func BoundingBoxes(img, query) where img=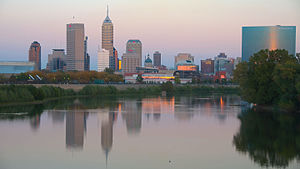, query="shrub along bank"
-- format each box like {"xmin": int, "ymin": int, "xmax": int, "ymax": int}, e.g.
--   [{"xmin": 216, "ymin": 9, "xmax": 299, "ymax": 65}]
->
[{"xmin": 0, "ymin": 84, "xmax": 239, "ymax": 104}]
